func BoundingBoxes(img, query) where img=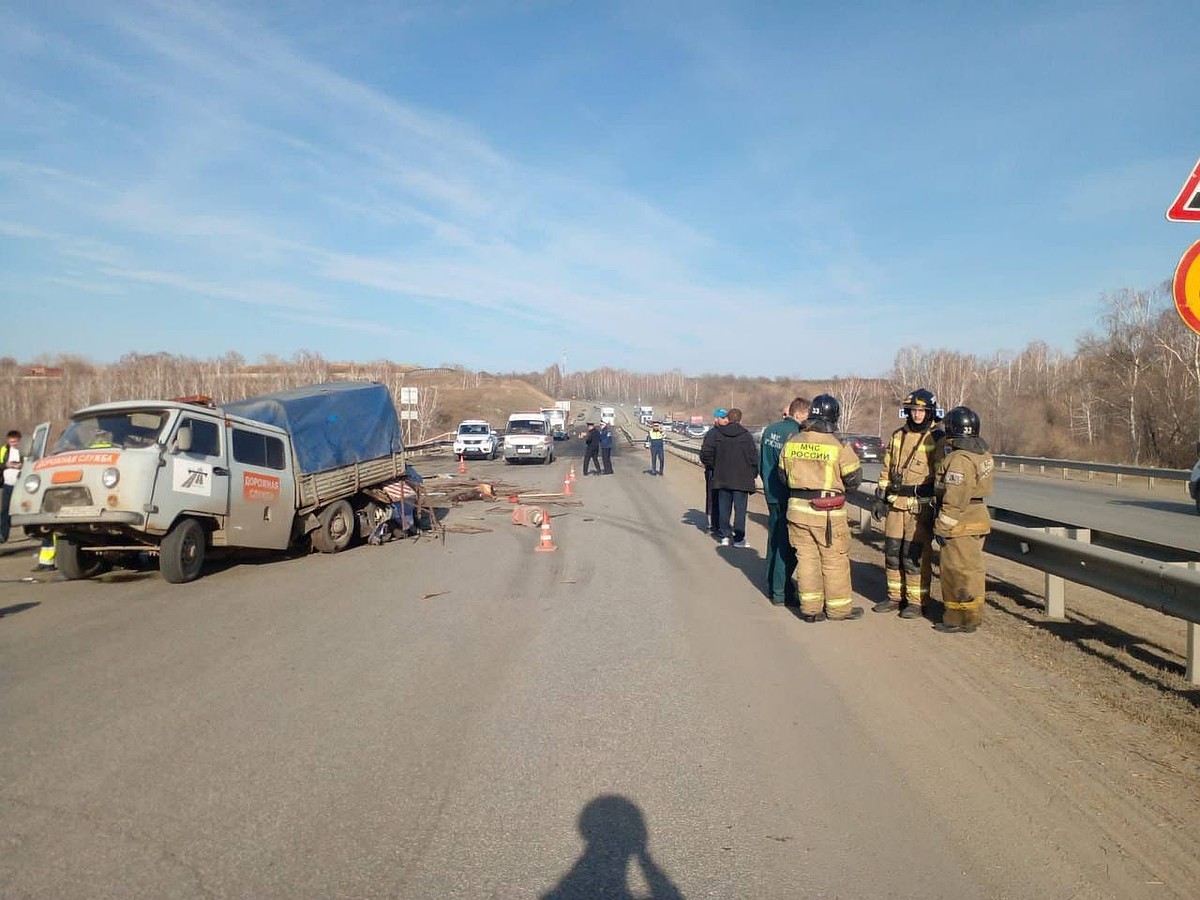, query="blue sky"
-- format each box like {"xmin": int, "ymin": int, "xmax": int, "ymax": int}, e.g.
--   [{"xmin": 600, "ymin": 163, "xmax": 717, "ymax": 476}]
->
[{"xmin": 1, "ymin": 1, "xmax": 1197, "ymax": 377}]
